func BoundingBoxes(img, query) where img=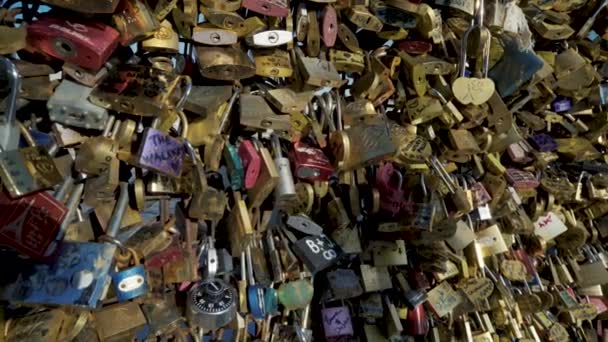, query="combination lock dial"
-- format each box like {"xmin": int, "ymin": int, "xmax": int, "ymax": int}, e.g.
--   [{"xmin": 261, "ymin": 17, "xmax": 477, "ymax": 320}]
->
[{"xmin": 187, "ymin": 278, "xmax": 237, "ymax": 330}]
